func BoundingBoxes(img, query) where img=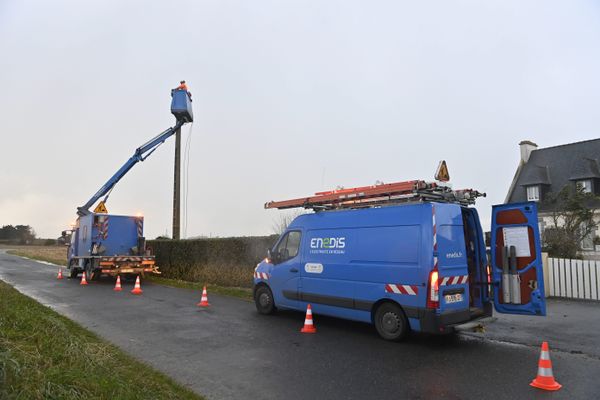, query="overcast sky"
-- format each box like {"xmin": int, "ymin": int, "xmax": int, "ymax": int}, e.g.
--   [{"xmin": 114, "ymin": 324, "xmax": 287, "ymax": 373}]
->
[{"xmin": 1, "ymin": 0, "xmax": 599, "ymax": 239}]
